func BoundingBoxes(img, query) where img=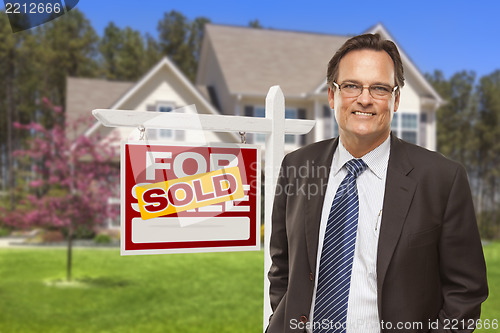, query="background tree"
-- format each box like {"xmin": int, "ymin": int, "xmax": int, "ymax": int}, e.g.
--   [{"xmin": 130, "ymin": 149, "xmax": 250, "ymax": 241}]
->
[
  {"xmin": 425, "ymin": 70, "xmax": 477, "ymax": 174},
  {"xmin": 0, "ymin": 13, "xmax": 45, "ymax": 209},
  {"xmin": 157, "ymin": 10, "xmax": 210, "ymax": 82},
  {"xmin": 2, "ymin": 98, "xmax": 119, "ymax": 281},
  {"xmin": 186, "ymin": 17, "xmax": 210, "ymax": 75},
  {"xmin": 0, "ymin": 9, "xmax": 100, "ymax": 213},
  {"xmin": 117, "ymin": 27, "xmax": 146, "ymax": 80},
  {"xmin": 248, "ymin": 19, "xmax": 263, "ymax": 28},
  {"xmin": 475, "ymin": 70, "xmax": 500, "ymax": 238},
  {"xmin": 143, "ymin": 32, "xmax": 162, "ymax": 72},
  {"xmin": 39, "ymin": 8, "xmax": 99, "ymax": 109},
  {"xmin": 99, "ymin": 22, "xmax": 122, "ymax": 80},
  {"xmin": 0, "ymin": 13, "xmax": 18, "ymax": 209},
  {"xmin": 99, "ymin": 23, "xmax": 148, "ymax": 81},
  {"xmin": 428, "ymin": 69, "xmax": 500, "ymax": 239}
]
